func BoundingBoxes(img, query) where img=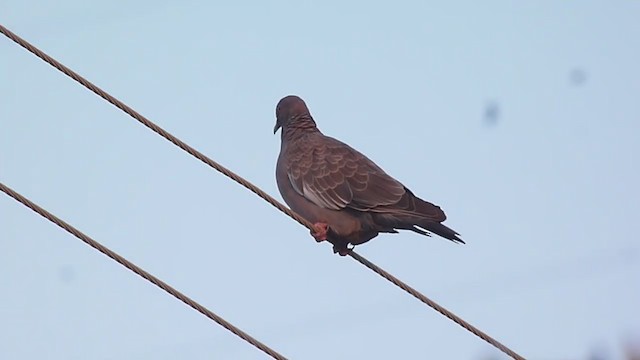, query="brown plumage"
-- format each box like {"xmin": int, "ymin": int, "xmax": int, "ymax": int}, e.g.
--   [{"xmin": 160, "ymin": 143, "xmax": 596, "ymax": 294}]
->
[{"xmin": 274, "ymin": 95, "xmax": 463, "ymax": 255}]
